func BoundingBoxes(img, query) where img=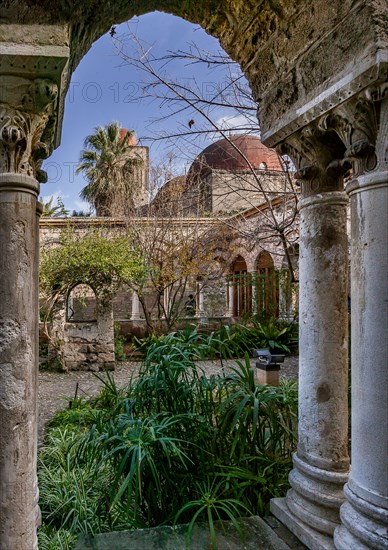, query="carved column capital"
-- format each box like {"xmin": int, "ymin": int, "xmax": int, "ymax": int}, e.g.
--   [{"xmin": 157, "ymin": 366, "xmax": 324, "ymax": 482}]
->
[
  {"xmin": 319, "ymin": 82, "xmax": 388, "ymax": 179},
  {"xmin": 276, "ymin": 81, "xmax": 387, "ymax": 198},
  {"xmin": 276, "ymin": 122, "xmax": 351, "ymax": 198},
  {"xmin": 0, "ymin": 77, "xmax": 59, "ymax": 180},
  {"xmin": 0, "ymin": 28, "xmax": 69, "ymax": 181}
]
